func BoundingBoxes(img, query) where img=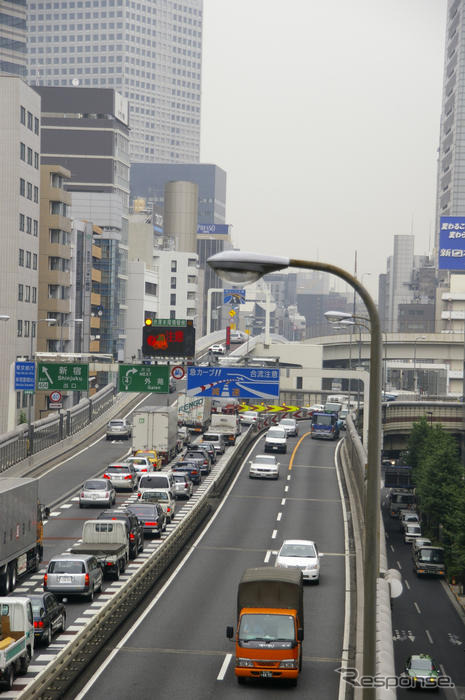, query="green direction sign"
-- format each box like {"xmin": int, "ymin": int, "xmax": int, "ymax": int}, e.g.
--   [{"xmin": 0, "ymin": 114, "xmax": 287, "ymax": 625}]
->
[
  {"xmin": 118, "ymin": 364, "xmax": 169, "ymax": 393},
  {"xmin": 37, "ymin": 363, "xmax": 89, "ymax": 391}
]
